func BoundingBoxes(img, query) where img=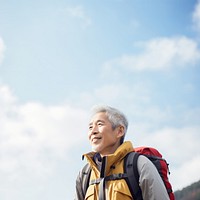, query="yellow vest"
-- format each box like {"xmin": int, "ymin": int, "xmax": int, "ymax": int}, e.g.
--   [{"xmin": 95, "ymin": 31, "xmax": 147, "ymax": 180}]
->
[{"xmin": 83, "ymin": 141, "xmax": 134, "ymax": 200}]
